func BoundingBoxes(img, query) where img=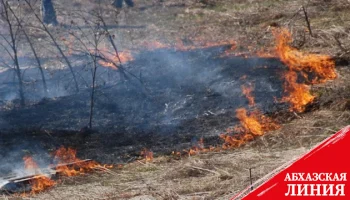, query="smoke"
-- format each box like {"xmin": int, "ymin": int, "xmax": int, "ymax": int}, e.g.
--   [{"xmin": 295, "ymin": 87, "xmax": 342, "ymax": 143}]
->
[
  {"xmin": 0, "ymin": 179, "xmax": 7, "ymax": 189},
  {"xmin": 0, "ymin": 139, "xmax": 51, "ymax": 180},
  {"xmin": 0, "ymin": 46, "xmax": 285, "ymax": 133}
]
